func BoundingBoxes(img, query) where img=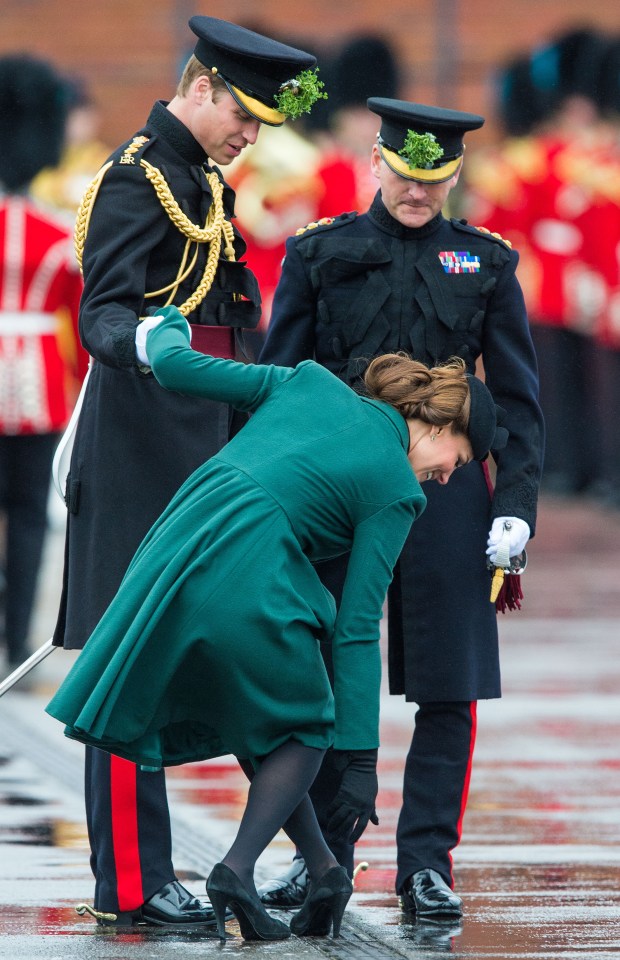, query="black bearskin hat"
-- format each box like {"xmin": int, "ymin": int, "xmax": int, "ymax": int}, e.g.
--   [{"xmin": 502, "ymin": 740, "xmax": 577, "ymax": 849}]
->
[
  {"xmin": 330, "ymin": 35, "xmax": 400, "ymax": 113},
  {"xmin": 0, "ymin": 54, "xmax": 69, "ymax": 192}
]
